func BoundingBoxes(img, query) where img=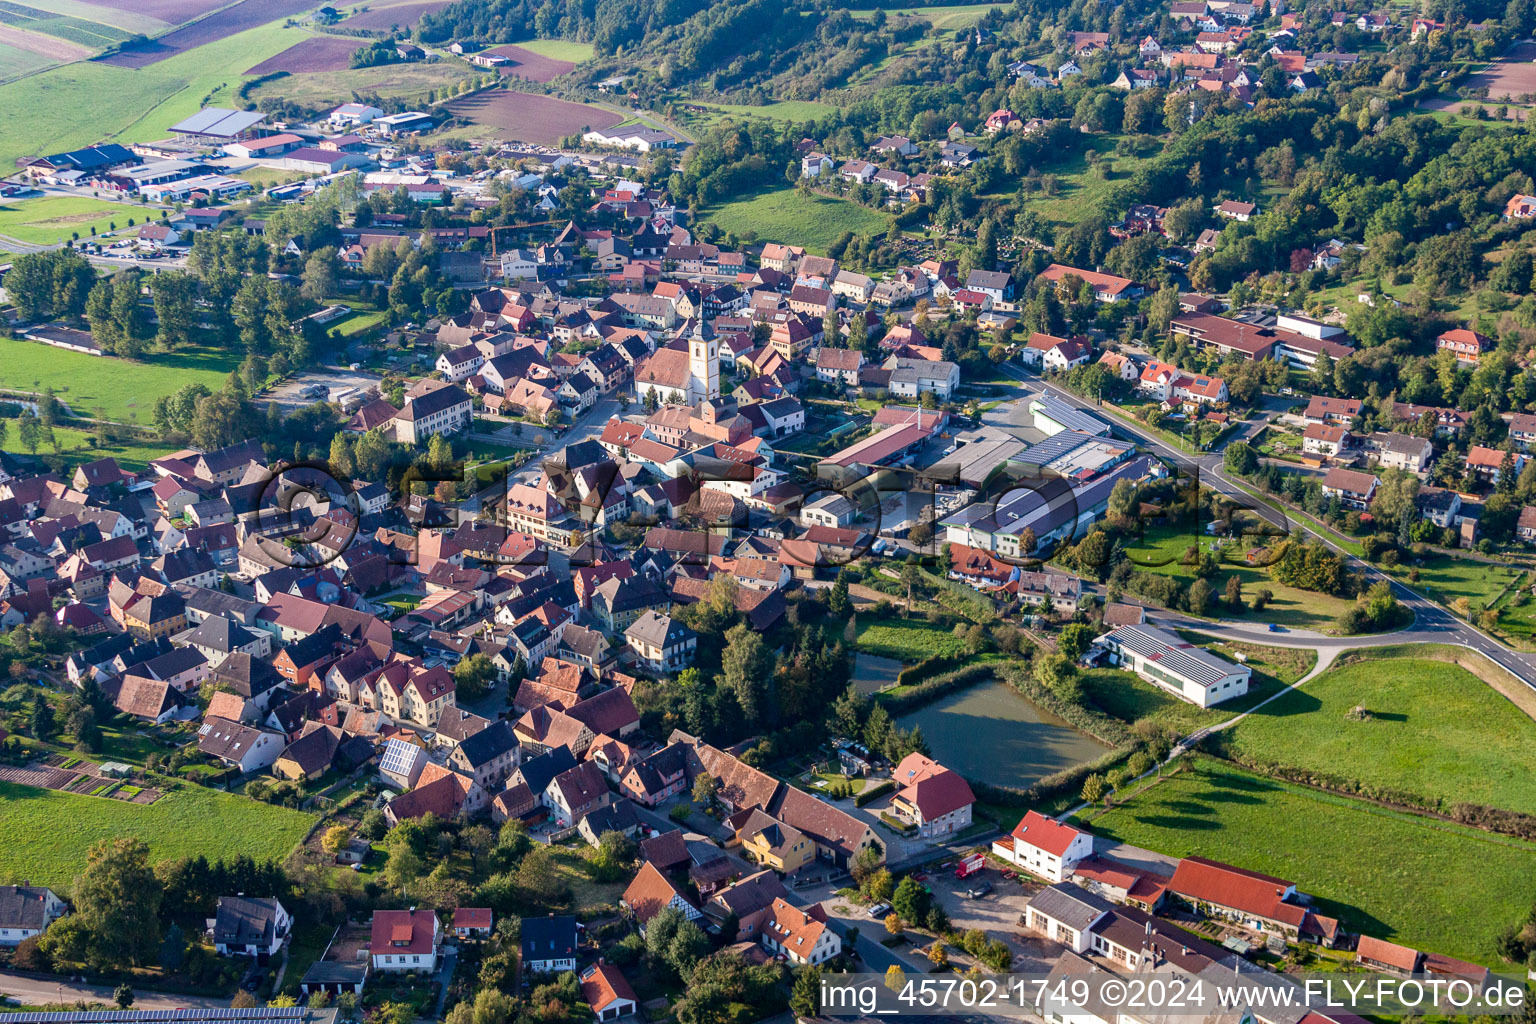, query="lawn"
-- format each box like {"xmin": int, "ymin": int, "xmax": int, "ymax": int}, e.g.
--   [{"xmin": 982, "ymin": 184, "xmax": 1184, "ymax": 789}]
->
[
  {"xmin": 0, "ymin": 780, "xmax": 315, "ymax": 889},
  {"xmin": 1224, "ymin": 650, "xmax": 1536, "ymax": 816},
  {"xmin": 326, "ymin": 305, "xmax": 389, "ymax": 339},
  {"xmin": 0, "ymin": 195, "xmax": 143, "ymax": 244},
  {"xmin": 1080, "ymin": 639, "xmax": 1312, "ymax": 737},
  {"xmin": 685, "ymin": 99, "xmax": 840, "ymax": 124},
  {"xmin": 1390, "ymin": 553, "xmax": 1524, "ymax": 615},
  {"xmin": 1120, "ymin": 524, "xmax": 1355, "ymax": 633},
  {"xmin": 702, "ymin": 186, "xmax": 889, "ymax": 254},
  {"xmin": 854, "ymin": 619, "xmax": 964, "ymax": 661},
  {"xmin": 1021, "ymin": 134, "xmax": 1124, "ymax": 227},
  {"xmin": 0, "ymin": 338, "xmax": 241, "ymax": 424},
  {"xmin": 244, "ymin": 61, "xmax": 475, "ymax": 109},
  {"xmin": 1080, "ymin": 758, "xmax": 1536, "ymax": 965},
  {"xmin": 12, "ymin": 423, "xmax": 182, "ymax": 471},
  {"xmin": 511, "ymin": 38, "xmax": 595, "ymax": 62},
  {"xmin": 0, "ymin": 20, "xmax": 305, "ymax": 168},
  {"xmin": 846, "ymin": 2, "xmax": 1003, "ymax": 35},
  {"xmin": 549, "ymin": 841, "xmax": 628, "ymax": 913},
  {"xmin": 236, "ymin": 166, "xmax": 305, "ymax": 189}
]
